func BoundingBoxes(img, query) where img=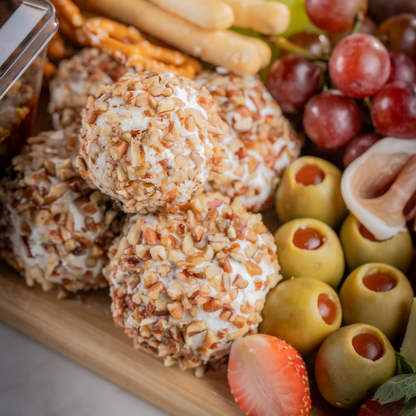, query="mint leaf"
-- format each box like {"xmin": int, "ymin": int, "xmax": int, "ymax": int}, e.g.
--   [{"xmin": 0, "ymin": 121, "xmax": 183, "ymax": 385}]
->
[
  {"xmin": 398, "ymin": 354, "xmax": 416, "ymax": 375},
  {"xmin": 402, "ymin": 397, "xmax": 416, "ymax": 416},
  {"xmin": 374, "ymin": 374, "xmax": 416, "ymax": 404}
]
